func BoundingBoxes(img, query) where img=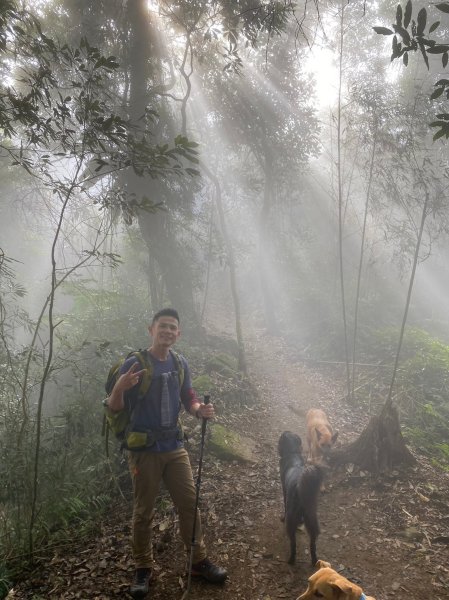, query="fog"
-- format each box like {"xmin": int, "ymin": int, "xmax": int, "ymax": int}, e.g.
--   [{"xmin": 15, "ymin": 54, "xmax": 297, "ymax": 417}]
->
[
  {"xmin": 1, "ymin": 0, "xmax": 449, "ymax": 572},
  {"xmin": 2, "ymin": 0, "xmax": 449, "ymax": 364}
]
